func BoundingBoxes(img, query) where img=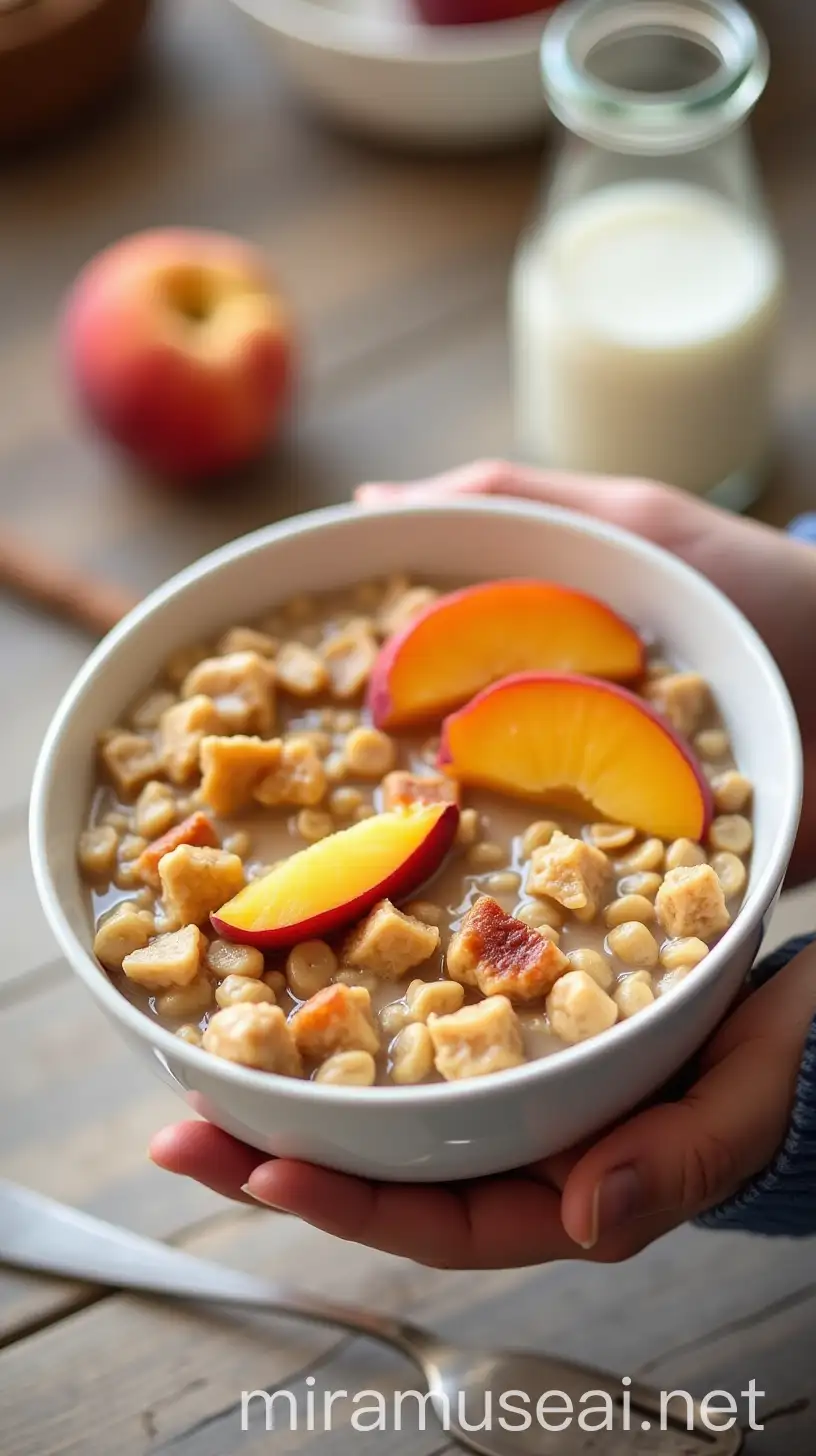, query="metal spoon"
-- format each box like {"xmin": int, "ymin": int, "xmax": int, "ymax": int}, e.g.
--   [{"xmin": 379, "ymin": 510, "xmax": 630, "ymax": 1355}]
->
[{"xmin": 0, "ymin": 1179, "xmax": 741, "ymax": 1455}]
